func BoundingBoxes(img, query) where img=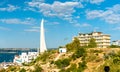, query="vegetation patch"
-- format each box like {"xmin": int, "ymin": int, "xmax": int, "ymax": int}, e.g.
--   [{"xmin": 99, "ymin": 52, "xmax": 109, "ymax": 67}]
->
[{"xmin": 55, "ymin": 58, "xmax": 71, "ymax": 68}]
